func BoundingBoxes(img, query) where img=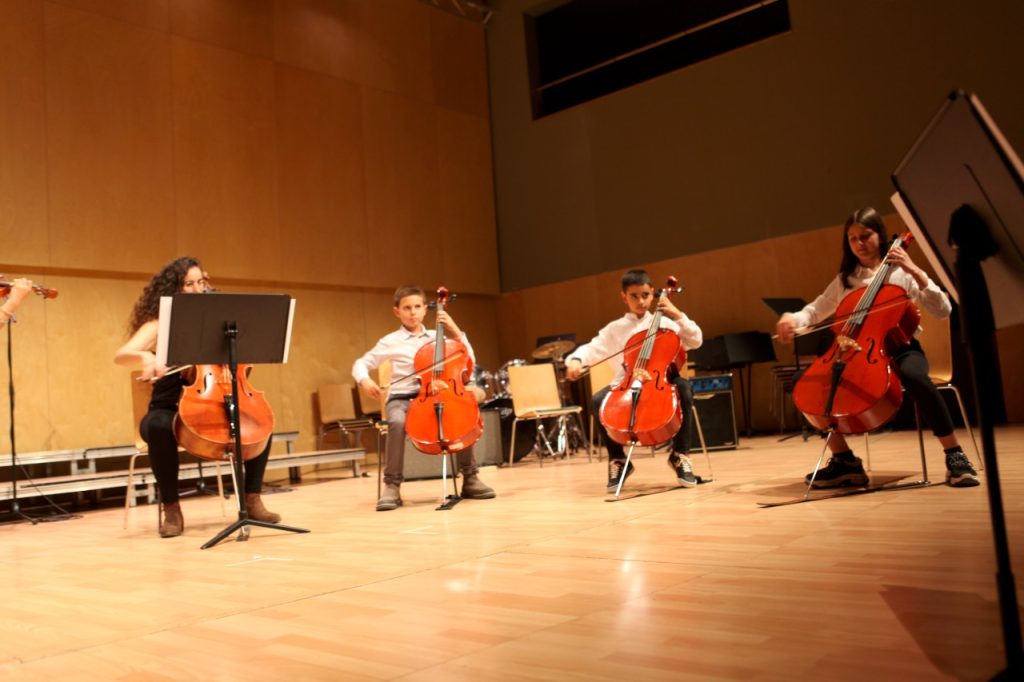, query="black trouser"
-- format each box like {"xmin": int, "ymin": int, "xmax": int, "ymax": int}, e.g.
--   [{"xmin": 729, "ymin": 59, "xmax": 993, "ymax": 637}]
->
[
  {"xmin": 592, "ymin": 376, "xmax": 694, "ymax": 461},
  {"xmin": 891, "ymin": 341, "xmax": 955, "ymax": 438},
  {"xmin": 140, "ymin": 408, "xmax": 271, "ymax": 504}
]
